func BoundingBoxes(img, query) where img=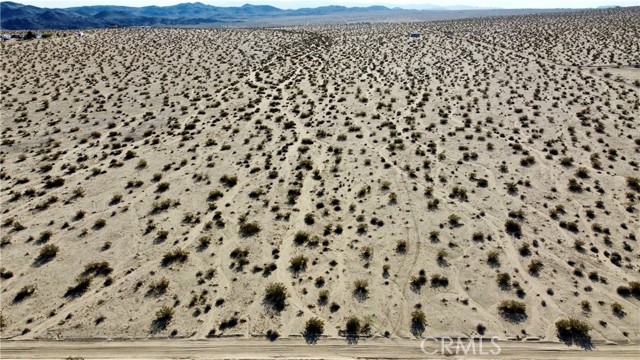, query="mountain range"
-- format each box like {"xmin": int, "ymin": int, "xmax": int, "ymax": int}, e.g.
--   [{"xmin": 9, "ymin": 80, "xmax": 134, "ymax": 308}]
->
[{"xmin": 0, "ymin": 1, "xmax": 447, "ymax": 30}]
